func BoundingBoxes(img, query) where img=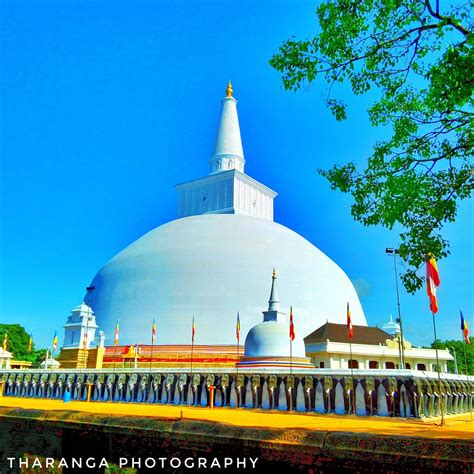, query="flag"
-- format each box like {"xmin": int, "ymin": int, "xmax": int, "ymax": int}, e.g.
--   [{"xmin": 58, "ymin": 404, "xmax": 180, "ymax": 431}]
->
[
  {"xmin": 236, "ymin": 312, "xmax": 241, "ymax": 342},
  {"xmin": 152, "ymin": 318, "xmax": 156, "ymax": 343},
  {"xmin": 289, "ymin": 306, "xmax": 295, "ymax": 341},
  {"xmin": 114, "ymin": 320, "xmax": 119, "ymax": 346},
  {"xmin": 426, "ymin": 254, "xmax": 440, "ymax": 314},
  {"xmin": 461, "ymin": 311, "xmax": 470, "ymax": 344},
  {"xmin": 28, "ymin": 333, "xmax": 33, "ymax": 353},
  {"xmin": 192, "ymin": 315, "xmax": 196, "ymax": 343},
  {"xmin": 83, "ymin": 324, "xmax": 88, "ymax": 349},
  {"xmin": 52, "ymin": 330, "xmax": 58, "ymax": 352},
  {"xmin": 347, "ymin": 302, "xmax": 353, "ymax": 339},
  {"xmin": 2, "ymin": 331, "xmax": 7, "ymax": 351}
]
